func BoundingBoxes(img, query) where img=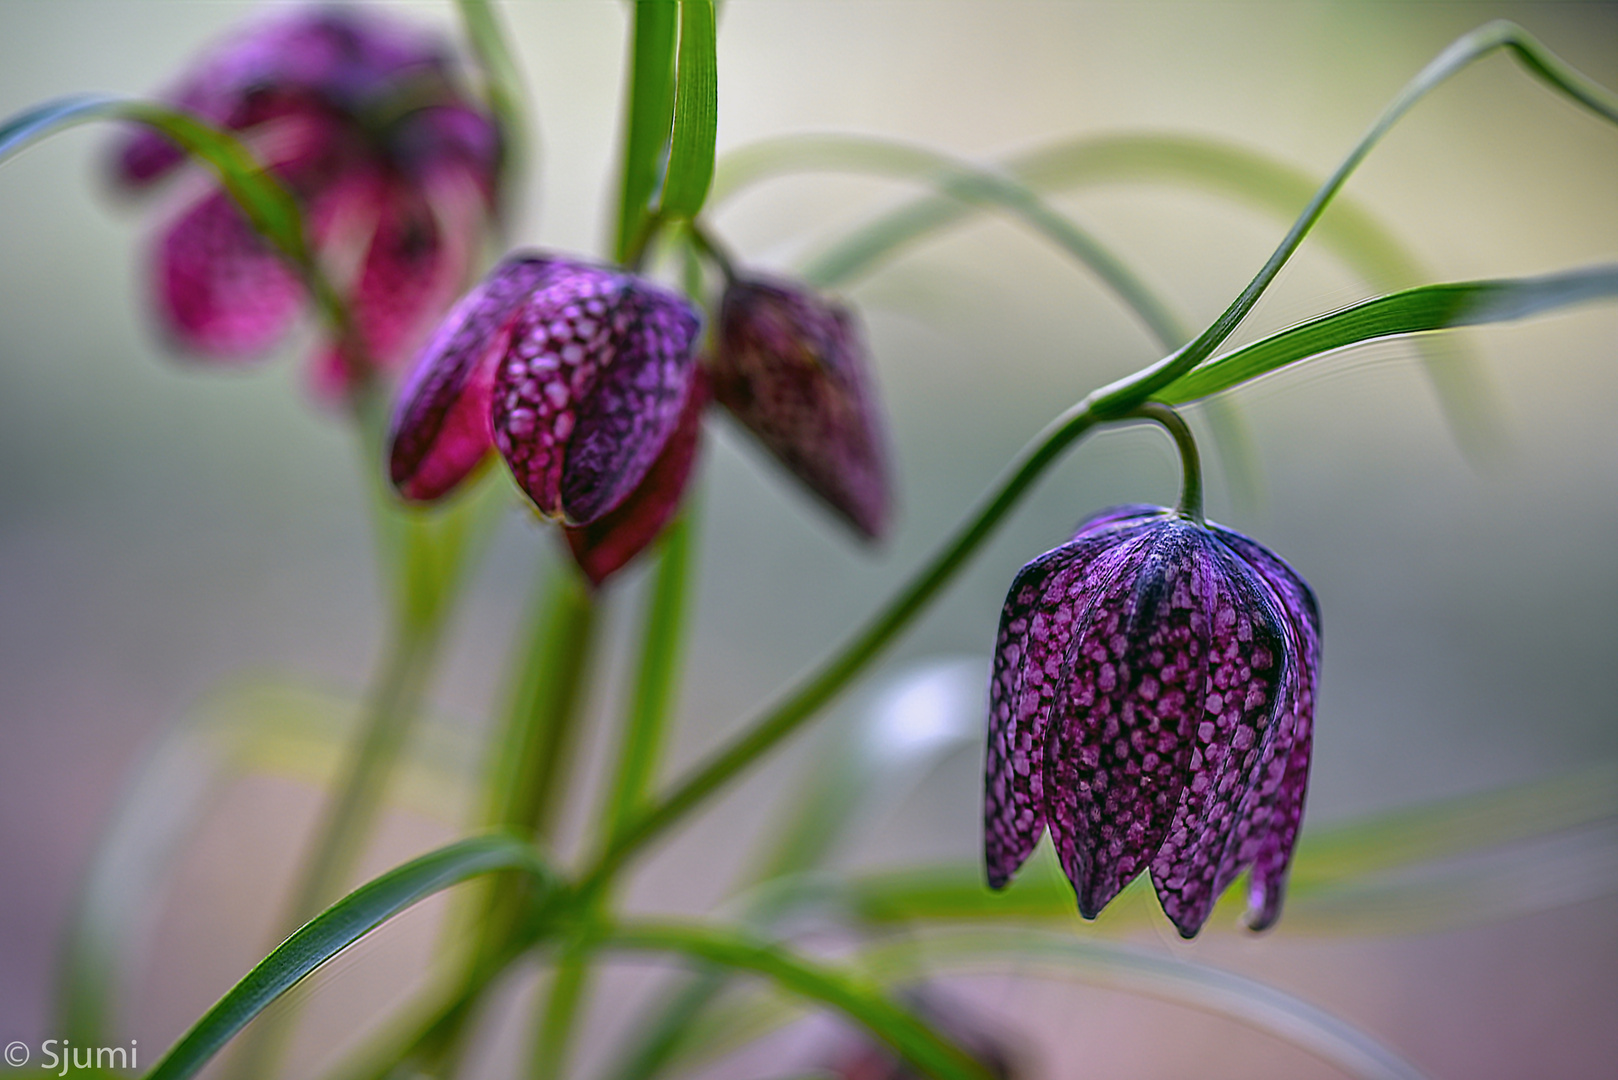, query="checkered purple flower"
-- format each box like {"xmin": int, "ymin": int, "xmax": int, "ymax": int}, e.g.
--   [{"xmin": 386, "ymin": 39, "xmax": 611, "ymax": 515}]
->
[
  {"xmin": 113, "ymin": 6, "xmax": 501, "ymax": 397},
  {"xmin": 984, "ymin": 505, "xmax": 1319, "ymax": 937},
  {"xmin": 388, "ymin": 252, "xmax": 704, "ymax": 581},
  {"xmin": 711, "ymin": 275, "xmax": 892, "ymax": 539}
]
